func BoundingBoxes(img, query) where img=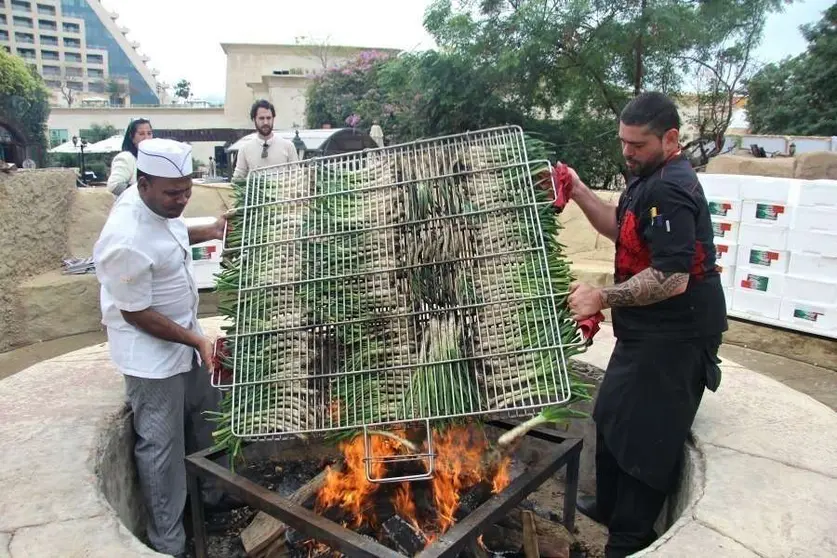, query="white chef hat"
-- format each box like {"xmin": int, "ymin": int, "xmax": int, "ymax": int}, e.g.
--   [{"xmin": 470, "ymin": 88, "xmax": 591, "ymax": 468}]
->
[{"xmin": 136, "ymin": 138, "xmax": 193, "ymax": 178}]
